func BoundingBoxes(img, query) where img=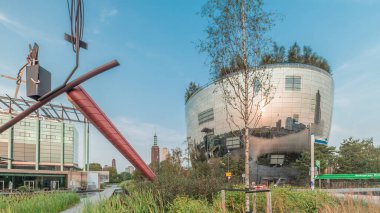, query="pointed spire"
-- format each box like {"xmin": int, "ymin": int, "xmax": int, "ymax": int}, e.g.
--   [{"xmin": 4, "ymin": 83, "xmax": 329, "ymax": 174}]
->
[{"xmin": 154, "ymin": 132, "xmax": 158, "ymax": 146}]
